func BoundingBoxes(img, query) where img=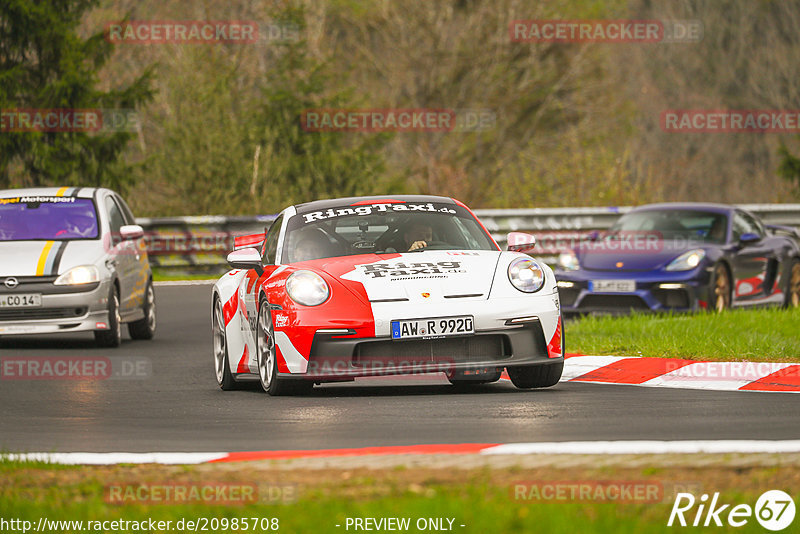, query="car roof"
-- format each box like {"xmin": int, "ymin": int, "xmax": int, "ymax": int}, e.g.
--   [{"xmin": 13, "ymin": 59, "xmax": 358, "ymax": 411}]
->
[
  {"xmin": 630, "ymin": 202, "xmax": 735, "ymax": 215},
  {"xmin": 293, "ymin": 195, "xmax": 457, "ymax": 214},
  {"xmin": 0, "ymin": 187, "xmax": 103, "ymax": 199}
]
